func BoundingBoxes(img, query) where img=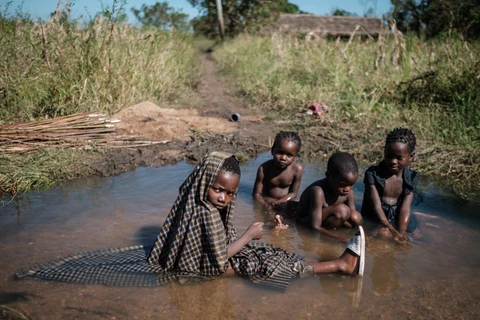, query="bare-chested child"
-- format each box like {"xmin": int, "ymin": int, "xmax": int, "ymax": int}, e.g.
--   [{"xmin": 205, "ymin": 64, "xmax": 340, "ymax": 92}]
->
[
  {"xmin": 296, "ymin": 152, "xmax": 363, "ymax": 243},
  {"xmin": 252, "ymin": 131, "xmax": 303, "ymax": 228},
  {"xmin": 361, "ymin": 128, "xmax": 419, "ymax": 243}
]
